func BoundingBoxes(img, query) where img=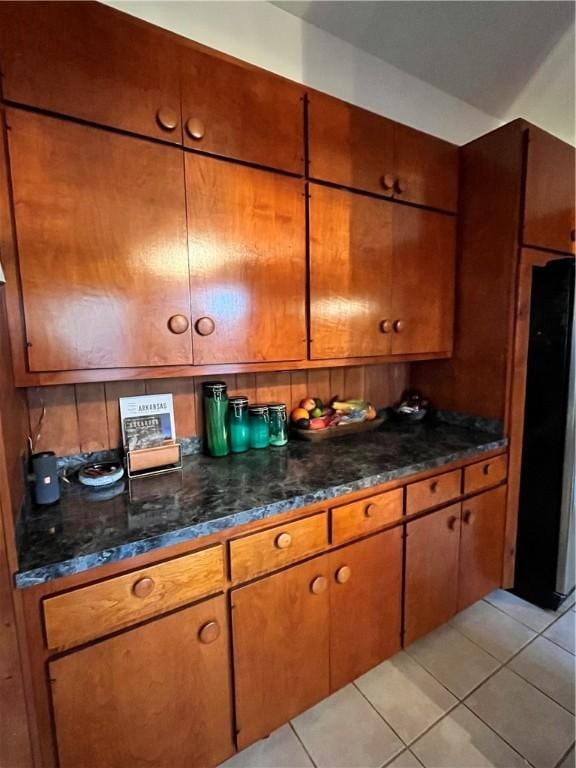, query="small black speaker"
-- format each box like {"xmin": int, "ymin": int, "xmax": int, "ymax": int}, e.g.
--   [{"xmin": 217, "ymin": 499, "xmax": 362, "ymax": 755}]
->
[{"xmin": 32, "ymin": 451, "xmax": 60, "ymax": 505}]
